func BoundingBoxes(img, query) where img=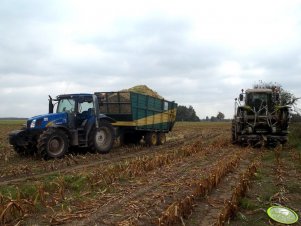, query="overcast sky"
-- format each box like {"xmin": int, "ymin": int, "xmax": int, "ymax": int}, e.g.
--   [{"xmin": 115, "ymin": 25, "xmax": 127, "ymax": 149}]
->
[{"xmin": 1, "ymin": 0, "xmax": 300, "ymax": 119}]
